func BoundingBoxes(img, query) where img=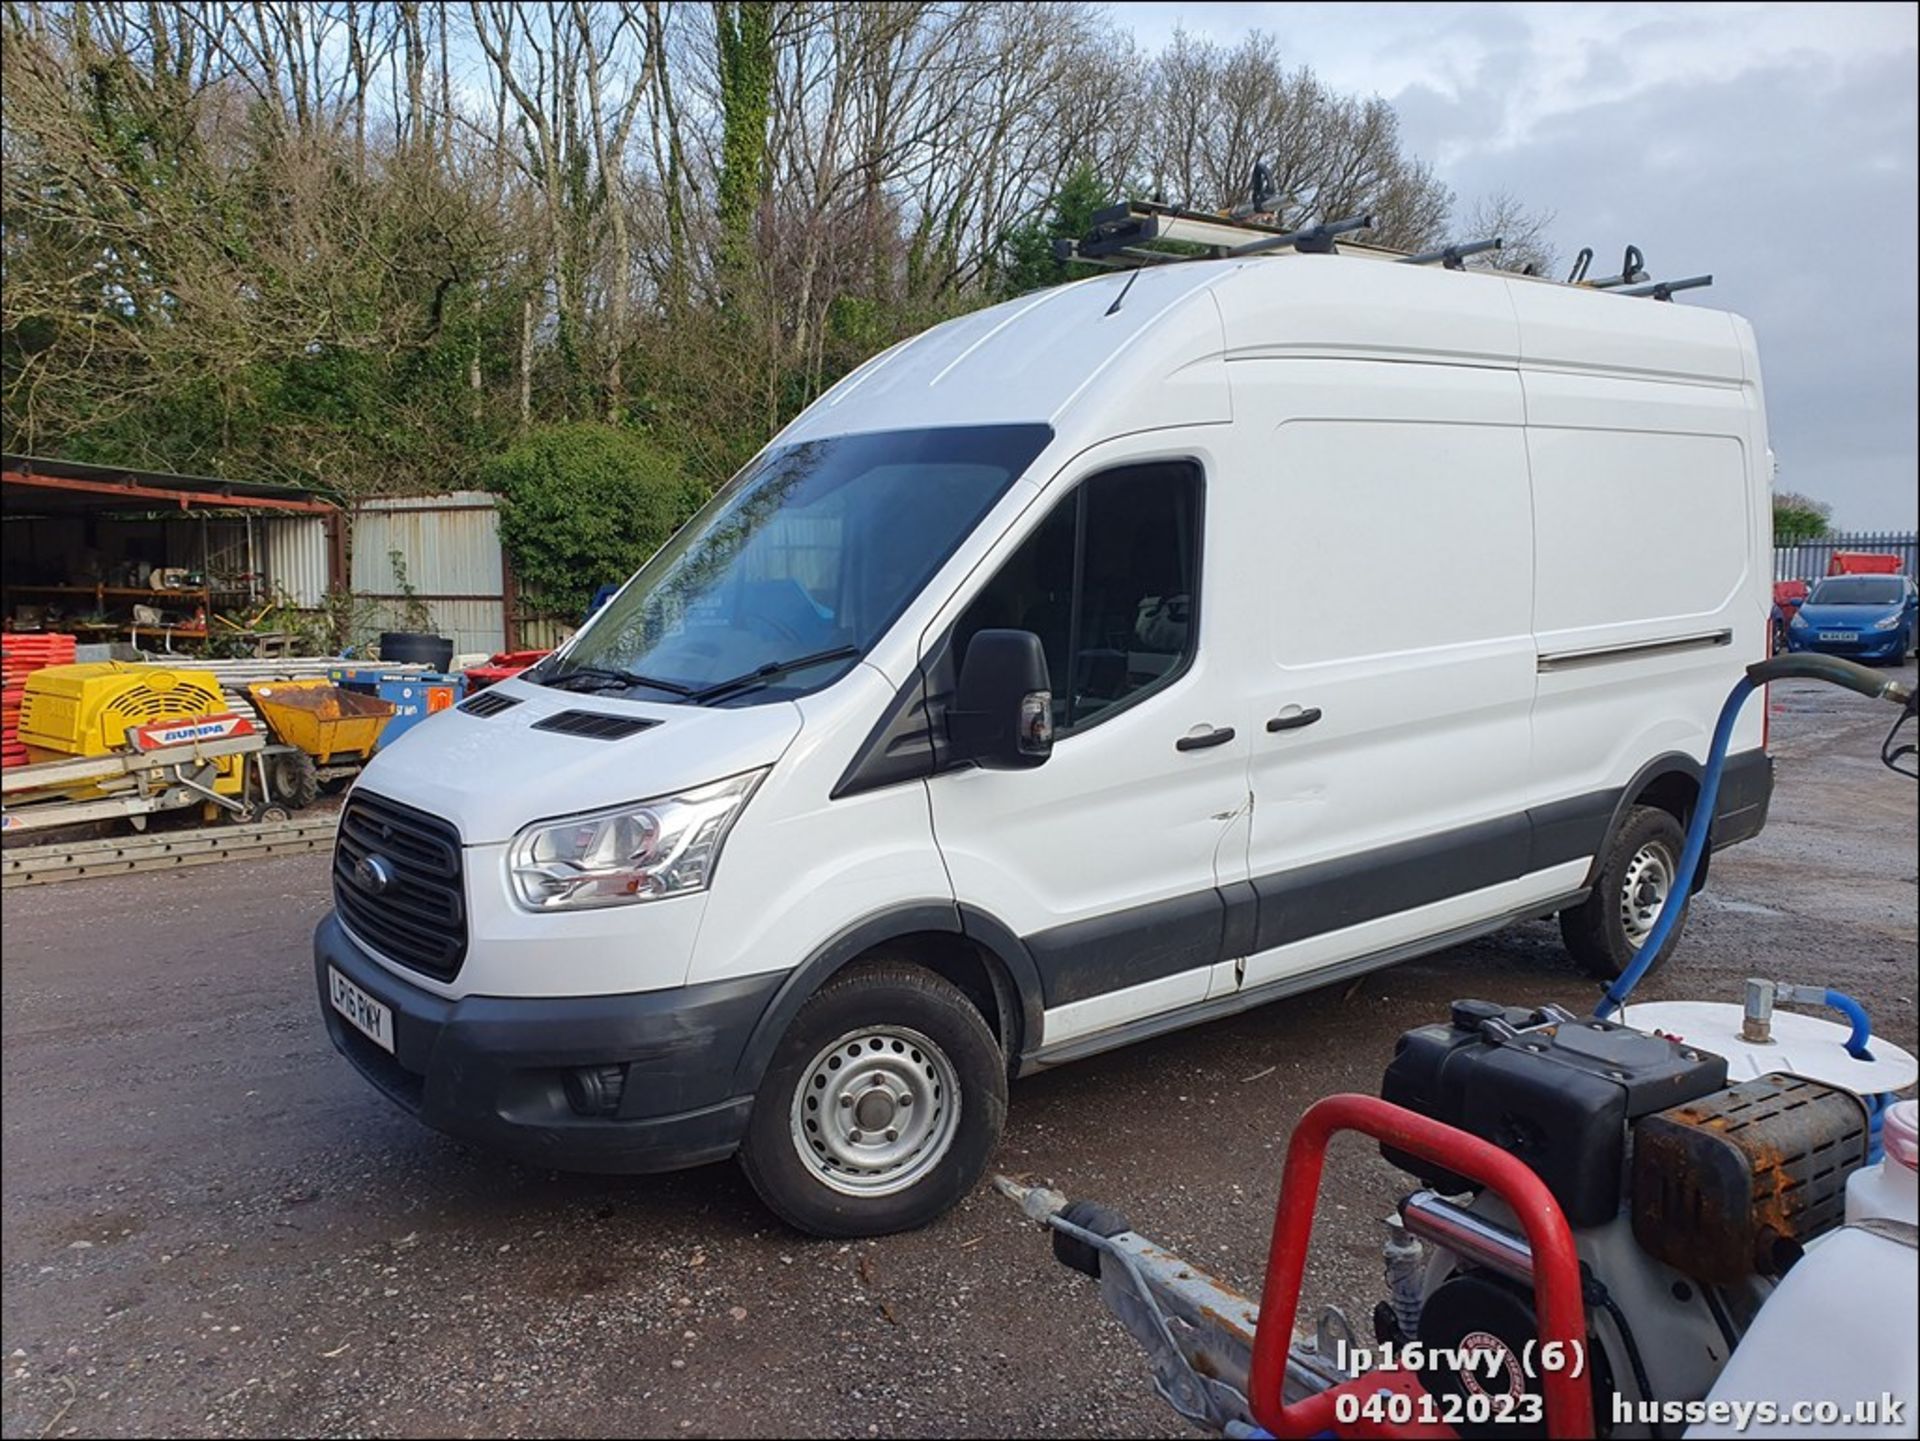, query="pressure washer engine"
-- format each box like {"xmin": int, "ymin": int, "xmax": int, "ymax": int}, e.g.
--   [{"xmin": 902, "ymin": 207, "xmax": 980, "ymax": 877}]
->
[{"xmin": 1375, "ymin": 1000, "xmax": 1869, "ymax": 1434}]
